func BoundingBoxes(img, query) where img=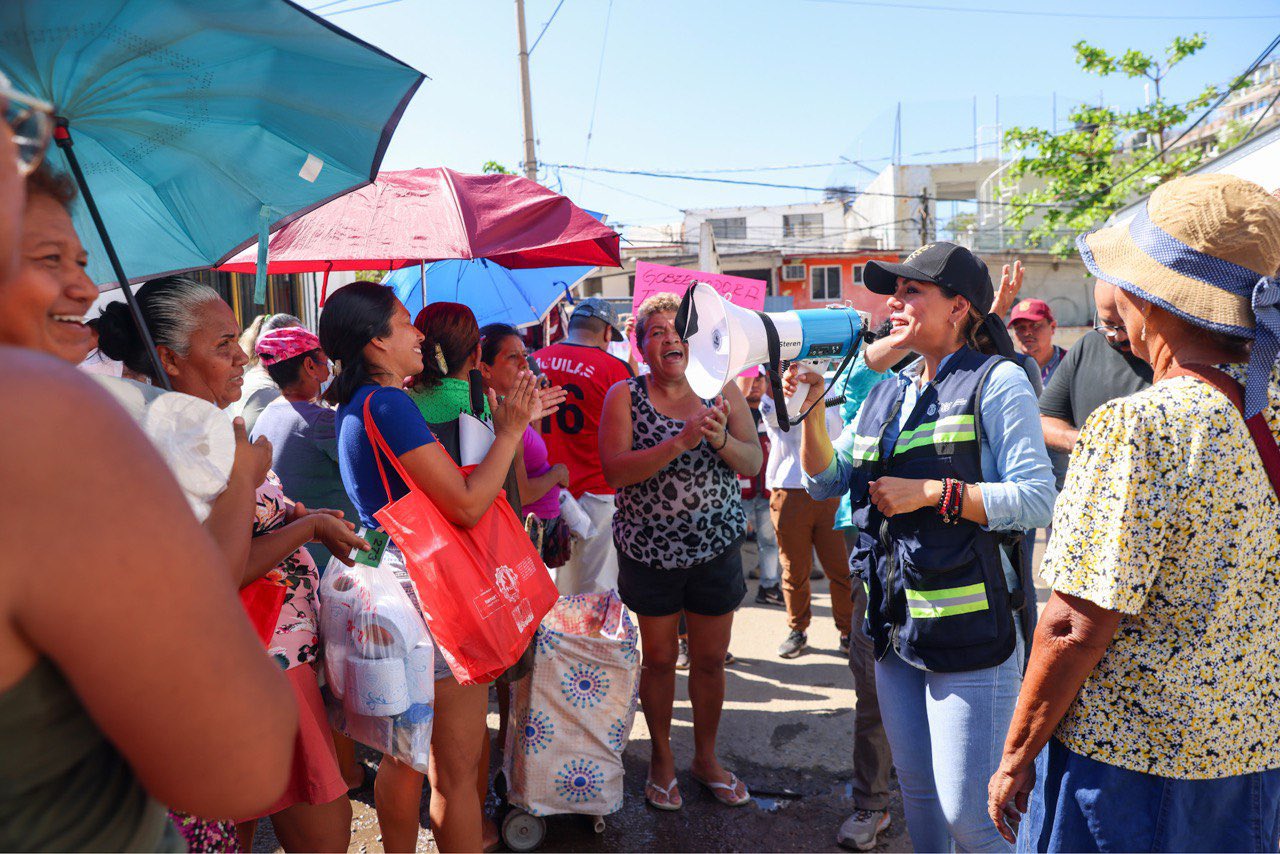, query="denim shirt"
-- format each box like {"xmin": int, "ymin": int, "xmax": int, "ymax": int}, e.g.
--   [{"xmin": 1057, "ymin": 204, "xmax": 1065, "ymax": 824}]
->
[
  {"xmin": 832, "ymin": 351, "xmax": 890, "ymax": 530},
  {"xmin": 803, "ymin": 350, "xmax": 1056, "ymax": 532}
]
